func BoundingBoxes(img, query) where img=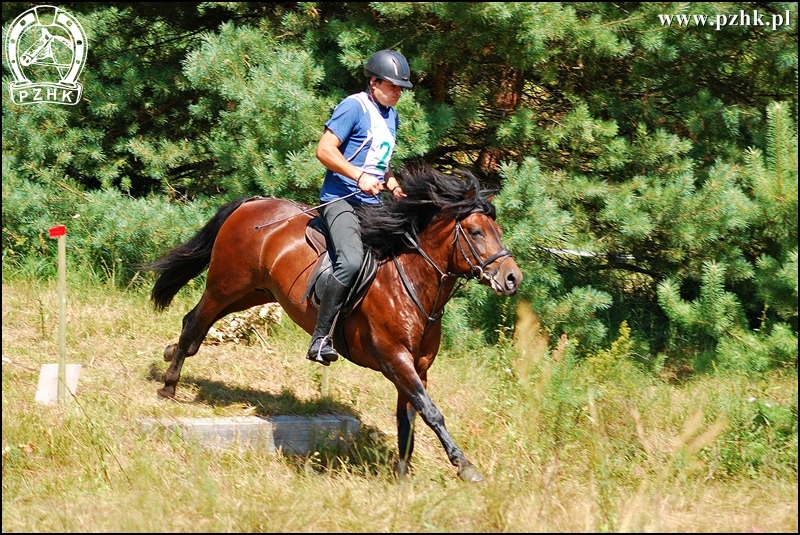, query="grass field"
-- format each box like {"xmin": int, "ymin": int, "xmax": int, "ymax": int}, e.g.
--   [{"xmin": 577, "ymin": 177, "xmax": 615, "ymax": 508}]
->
[{"xmin": 2, "ymin": 276, "xmax": 797, "ymax": 532}]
